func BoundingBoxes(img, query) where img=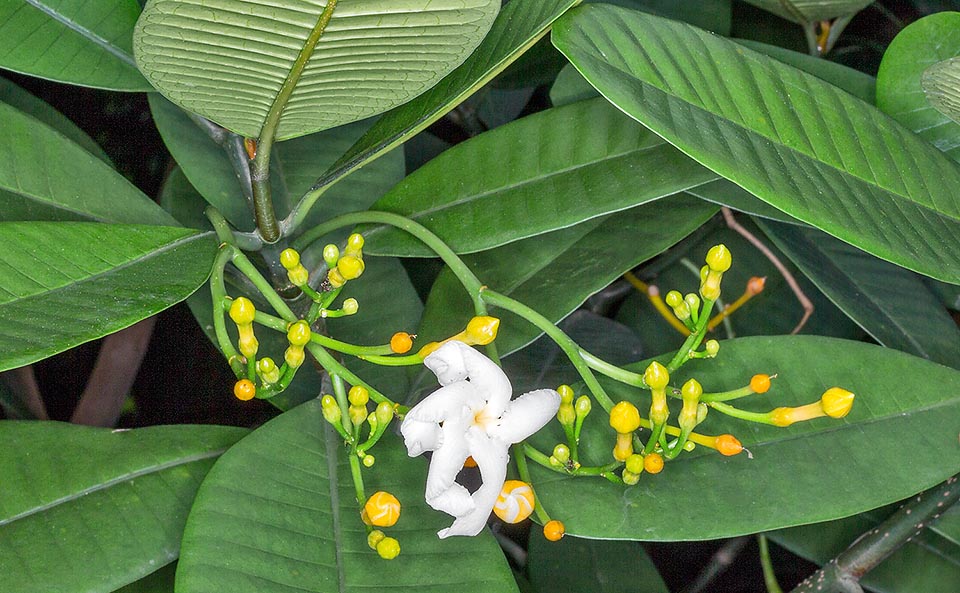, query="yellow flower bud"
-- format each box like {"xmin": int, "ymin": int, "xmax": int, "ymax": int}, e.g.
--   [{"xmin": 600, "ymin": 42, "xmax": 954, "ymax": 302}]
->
[
  {"xmin": 543, "ymin": 520, "xmax": 565, "ymax": 542},
  {"xmin": 705, "ymin": 244, "xmax": 732, "ymax": 272},
  {"xmin": 575, "ymin": 395, "xmax": 592, "ymax": 418},
  {"xmin": 256, "ymin": 357, "xmax": 280, "ymax": 384},
  {"xmin": 237, "ymin": 325, "xmax": 258, "ymax": 358},
  {"xmin": 363, "ymin": 454, "xmax": 375, "ymax": 467},
  {"xmin": 494, "ymin": 480, "xmax": 536, "ymax": 523},
  {"xmin": 375, "ymin": 401, "xmax": 394, "ymax": 427},
  {"xmin": 609, "ymin": 401, "xmax": 641, "ymax": 433},
  {"xmin": 700, "ymin": 273, "xmax": 722, "ymax": 301},
  {"xmin": 665, "ymin": 290, "xmax": 683, "ymax": 308},
  {"xmin": 820, "ymin": 387, "xmax": 855, "ymax": 418},
  {"xmin": 327, "ymin": 267, "xmax": 345, "ymax": 288},
  {"xmin": 704, "ymin": 340, "xmax": 720, "ymax": 357},
  {"xmin": 643, "ymin": 361, "xmax": 670, "ymax": 390},
  {"xmin": 552, "ymin": 444, "xmax": 570, "ymax": 464},
  {"xmin": 557, "ymin": 384, "xmax": 575, "ymax": 405},
  {"xmin": 287, "ymin": 320, "xmax": 312, "ymax": 346},
  {"xmin": 279, "ymin": 248, "xmax": 300, "ymax": 270},
  {"xmin": 320, "ymin": 394, "xmax": 341, "ymax": 424},
  {"xmin": 346, "ymin": 232, "xmax": 365, "ymax": 254},
  {"xmin": 376, "ymin": 536, "xmax": 400, "ymax": 560},
  {"xmin": 342, "ymin": 298, "xmax": 359, "ymax": 315},
  {"xmin": 643, "ymin": 452, "xmax": 664, "ymax": 474},
  {"xmin": 367, "ymin": 529, "xmax": 385, "ymax": 550},
  {"xmin": 557, "ymin": 403, "xmax": 576, "ymax": 427},
  {"xmin": 625, "ymin": 453, "xmax": 645, "ymax": 474},
  {"xmin": 322, "ymin": 244, "xmax": 339, "ymax": 268},
  {"xmin": 364, "ymin": 491, "xmax": 401, "ymax": 527},
  {"xmin": 613, "ymin": 432, "xmax": 633, "ymax": 462},
  {"xmin": 349, "ymin": 404, "xmax": 368, "ymax": 427},
  {"xmin": 284, "ymin": 345, "xmax": 305, "ymax": 368},
  {"xmin": 337, "ymin": 254, "xmax": 365, "ymax": 280},
  {"xmin": 228, "ymin": 297, "xmax": 256, "ymax": 325},
  {"xmin": 287, "ymin": 265, "xmax": 309, "ymax": 287},
  {"xmin": 348, "ymin": 385, "xmax": 370, "ymax": 406},
  {"xmin": 464, "ymin": 316, "xmax": 500, "ymax": 345},
  {"xmin": 622, "ymin": 469, "xmax": 640, "ymax": 485}
]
